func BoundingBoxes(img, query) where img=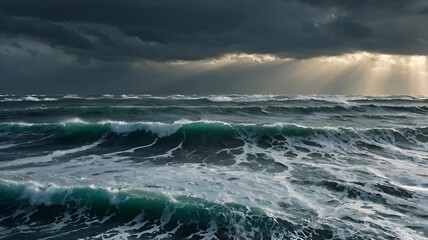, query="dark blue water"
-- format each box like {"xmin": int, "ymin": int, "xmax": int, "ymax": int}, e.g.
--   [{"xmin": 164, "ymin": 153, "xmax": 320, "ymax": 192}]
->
[{"xmin": 0, "ymin": 94, "xmax": 427, "ymax": 239}]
